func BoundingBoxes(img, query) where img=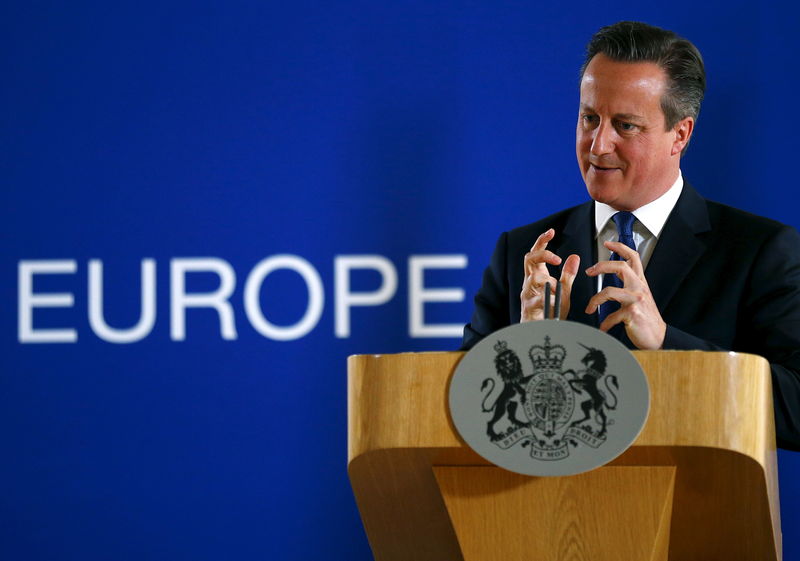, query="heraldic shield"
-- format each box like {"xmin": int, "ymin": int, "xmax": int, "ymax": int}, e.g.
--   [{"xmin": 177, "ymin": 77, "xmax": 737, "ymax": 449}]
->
[{"xmin": 449, "ymin": 320, "xmax": 650, "ymax": 476}]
